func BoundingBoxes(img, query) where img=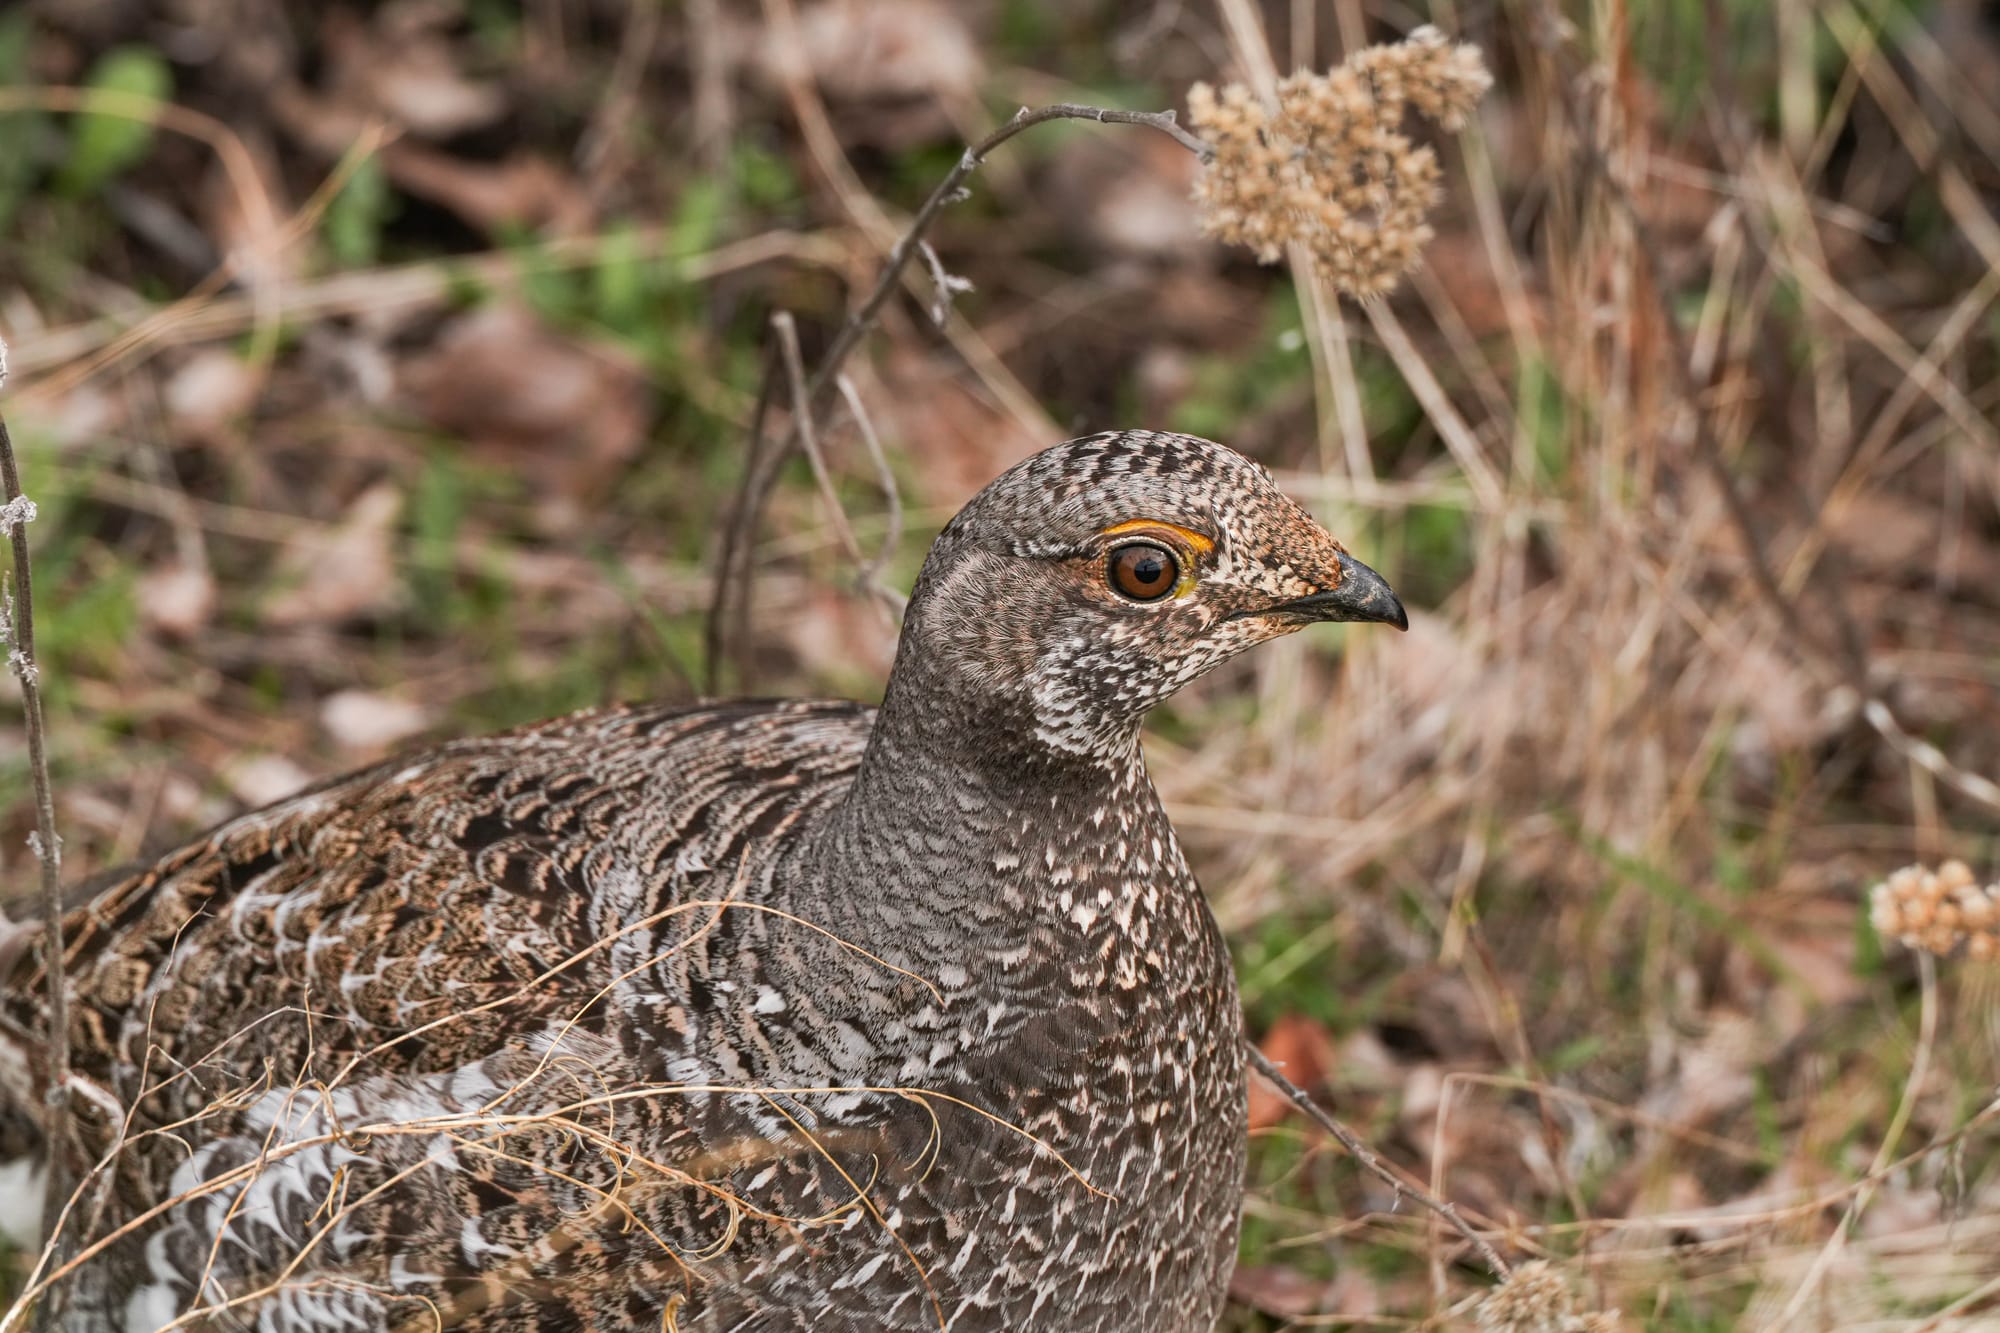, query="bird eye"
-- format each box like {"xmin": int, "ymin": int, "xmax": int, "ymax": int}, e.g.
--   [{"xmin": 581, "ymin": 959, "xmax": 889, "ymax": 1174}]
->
[{"xmin": 1107, "ymin": 542, "xmax": 1180, "ymax": 602}]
